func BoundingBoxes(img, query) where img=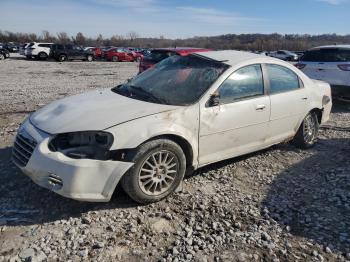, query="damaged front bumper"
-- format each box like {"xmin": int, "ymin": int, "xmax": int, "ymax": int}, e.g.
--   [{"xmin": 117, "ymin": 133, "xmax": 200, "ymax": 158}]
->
[{"xmin": 12, "ymin": 119, "xmax": 133, "ymax": 202}]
